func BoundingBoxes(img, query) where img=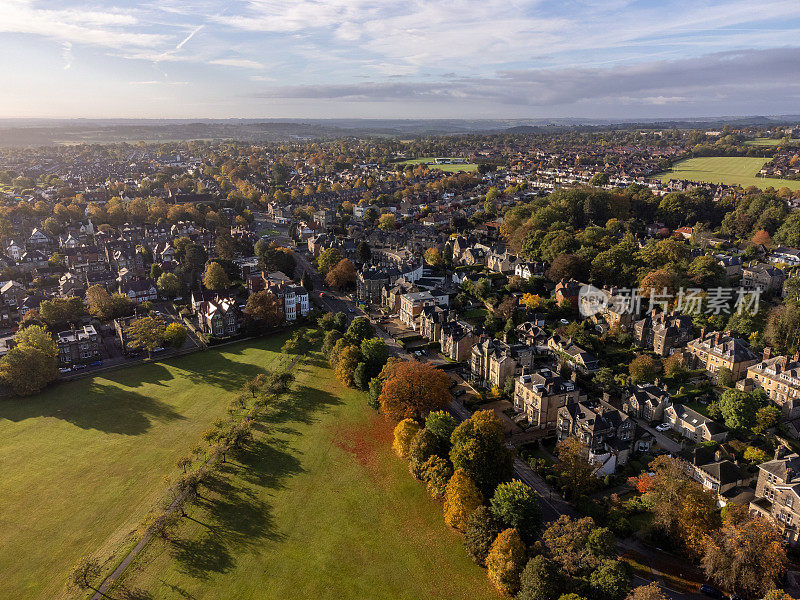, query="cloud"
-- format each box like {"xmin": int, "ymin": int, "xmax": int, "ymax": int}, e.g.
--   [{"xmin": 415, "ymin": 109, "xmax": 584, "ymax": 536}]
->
[
  {"xmin": 61, "ymin": 41, "xmax": 73, "ymax": 70},
  {"xmin": 250, "ymin": 46, "xmax": 800, "ymax": 110},
  {"xmin": 210, "ymin": 58, "xmax": 265, "ymax": 69}
]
